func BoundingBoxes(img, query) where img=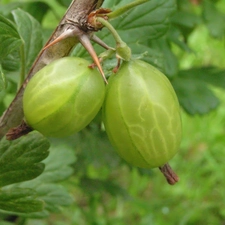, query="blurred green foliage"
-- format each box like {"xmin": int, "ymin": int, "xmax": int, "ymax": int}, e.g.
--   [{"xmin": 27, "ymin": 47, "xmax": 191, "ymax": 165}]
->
[{"xmin": 0, "ymin": 0, "xmax": 225, "ymax": 224}]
